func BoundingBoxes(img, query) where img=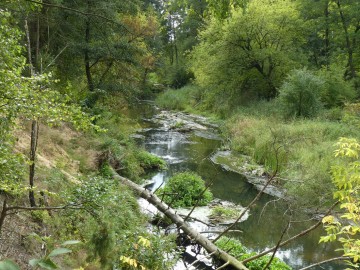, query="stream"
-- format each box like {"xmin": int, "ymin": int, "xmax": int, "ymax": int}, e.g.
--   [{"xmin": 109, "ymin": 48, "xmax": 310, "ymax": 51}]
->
[{"xmin": 129, "ymin": 102, "xmax": 345, "ymax": 270}]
